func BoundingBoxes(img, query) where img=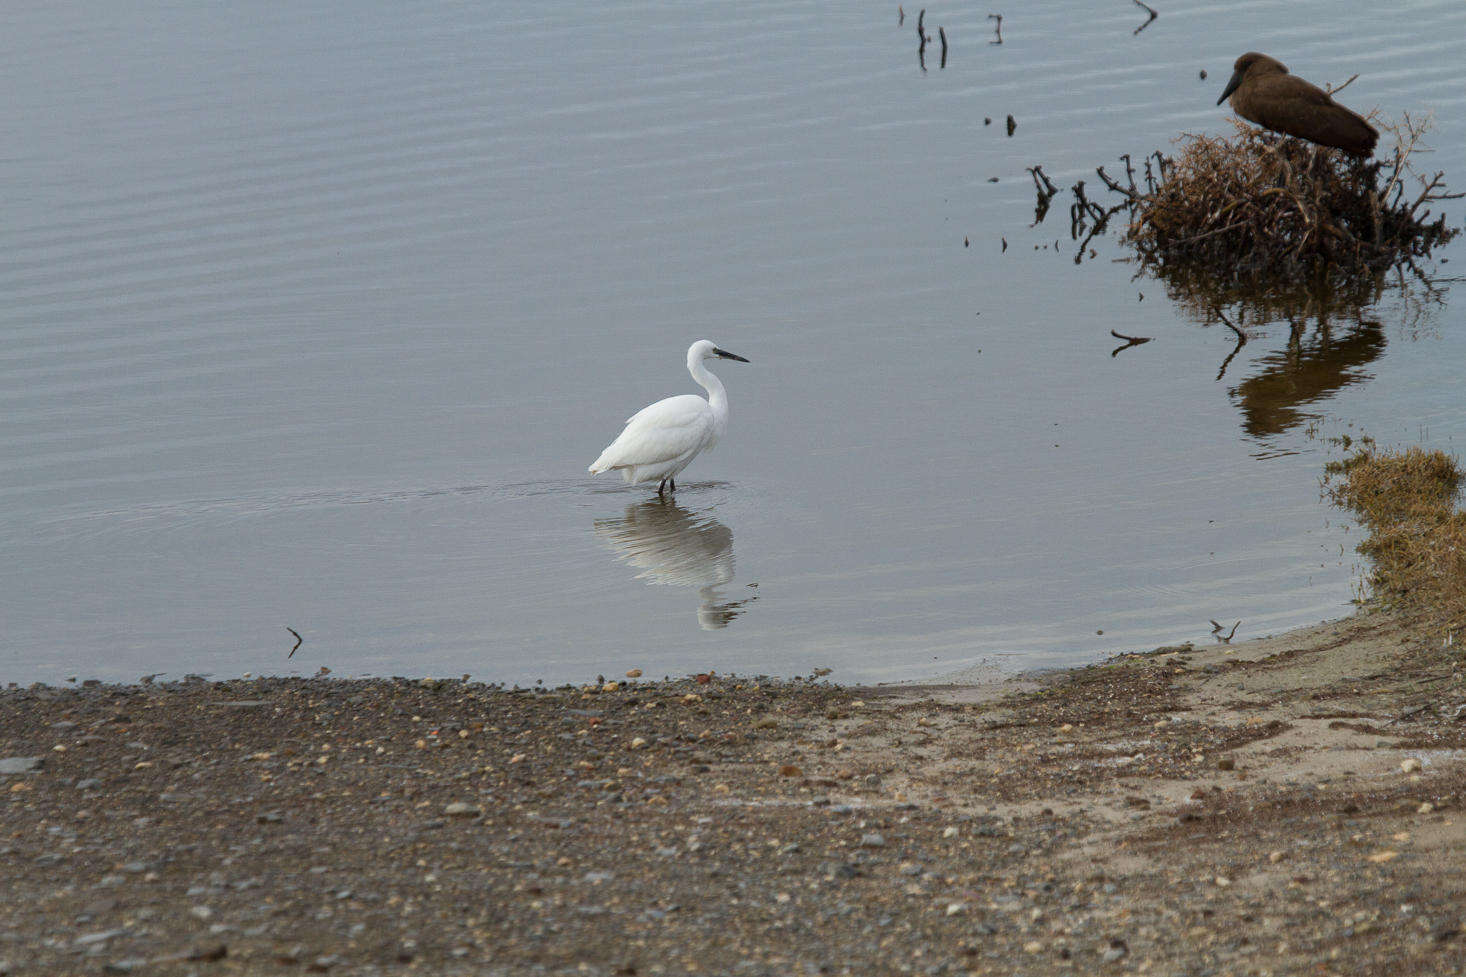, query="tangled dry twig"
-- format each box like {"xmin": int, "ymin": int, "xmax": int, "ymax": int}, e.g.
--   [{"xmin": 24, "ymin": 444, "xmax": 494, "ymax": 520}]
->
[{"xmin": 1033, "ymin": 116, "xmax": 1460, "ymax": 297}]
